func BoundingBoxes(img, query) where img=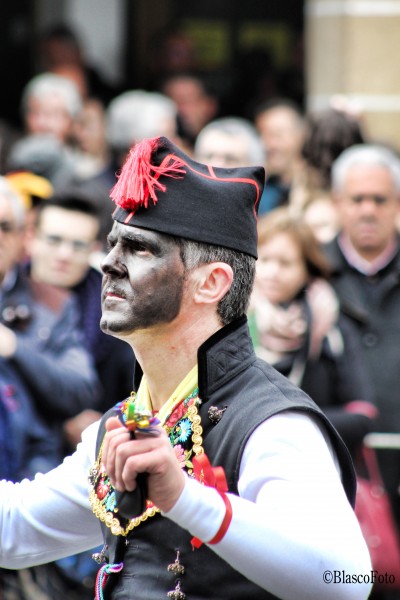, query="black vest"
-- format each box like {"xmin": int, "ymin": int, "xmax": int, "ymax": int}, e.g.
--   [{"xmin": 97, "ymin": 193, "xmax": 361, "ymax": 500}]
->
[{"xmin": 92, "ymin": 317, "xmax": 356, "ymax": 599}]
